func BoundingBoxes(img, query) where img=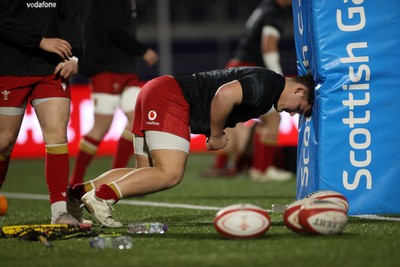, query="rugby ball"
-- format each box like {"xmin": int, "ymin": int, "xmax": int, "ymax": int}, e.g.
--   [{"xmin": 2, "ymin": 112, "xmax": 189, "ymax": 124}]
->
[
  {"xmin": 305, "ymin": 190, "xmax": 349, "ymax": 213},
  {"xmin": 283, "ymin": 198, "xmax": 309, "ymax": 234},
  {"xmin": 214, "ymin": 204, "xmax": 271, "ymax": 239},
  {"xmin": 298, "ymin": 199, "xmax": 348, "ymax": 235}
]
